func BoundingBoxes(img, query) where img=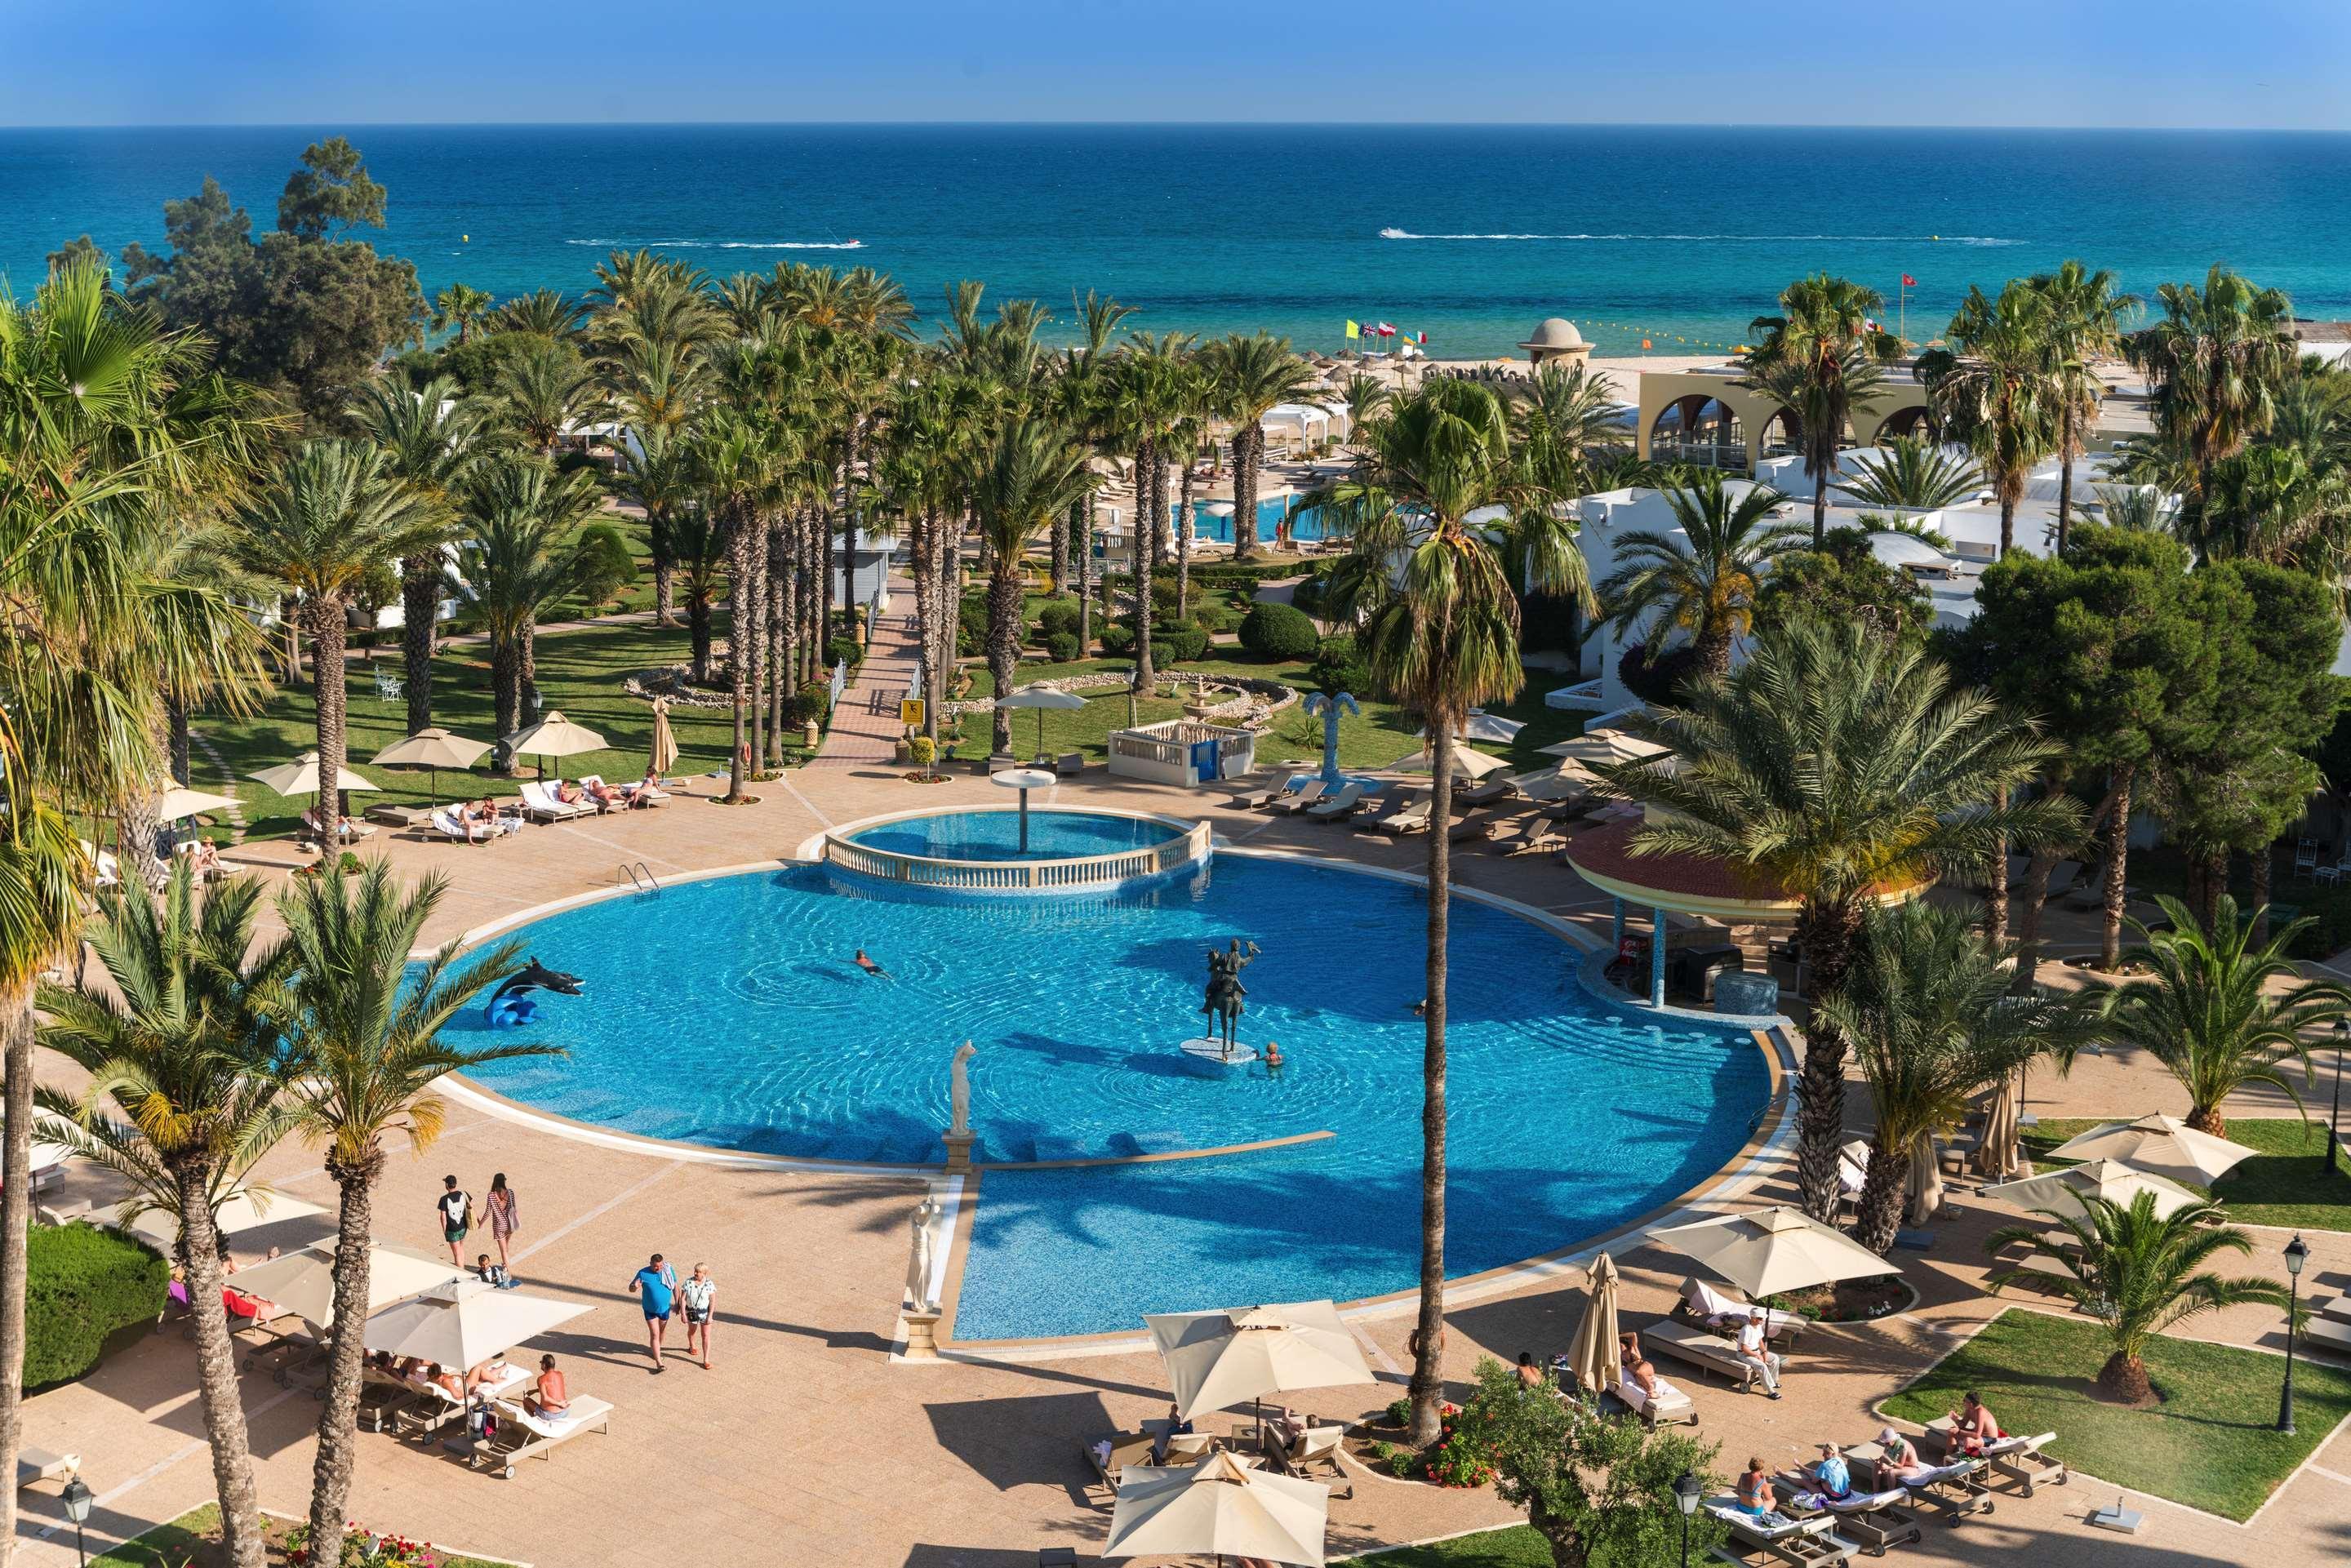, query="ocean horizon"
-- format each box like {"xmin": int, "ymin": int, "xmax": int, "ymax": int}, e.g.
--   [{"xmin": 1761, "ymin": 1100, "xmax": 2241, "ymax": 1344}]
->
[{"xmin": 4, "ymin": 122, "xmax": 2347, "ymax": 356}]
